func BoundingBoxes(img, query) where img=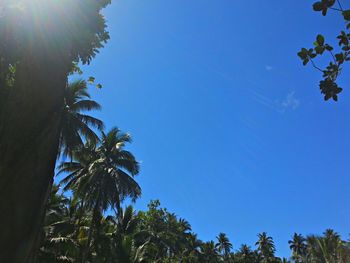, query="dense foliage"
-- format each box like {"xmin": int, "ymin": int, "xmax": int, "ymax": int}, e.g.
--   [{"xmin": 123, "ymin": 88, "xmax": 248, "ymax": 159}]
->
[
  {"xmin": 35, "ymin": 187, "xmax": 350, "ymax": 263},
  {"xmin": 298, "ymin": 0, "xmax": 350, "ymax": 101}
]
